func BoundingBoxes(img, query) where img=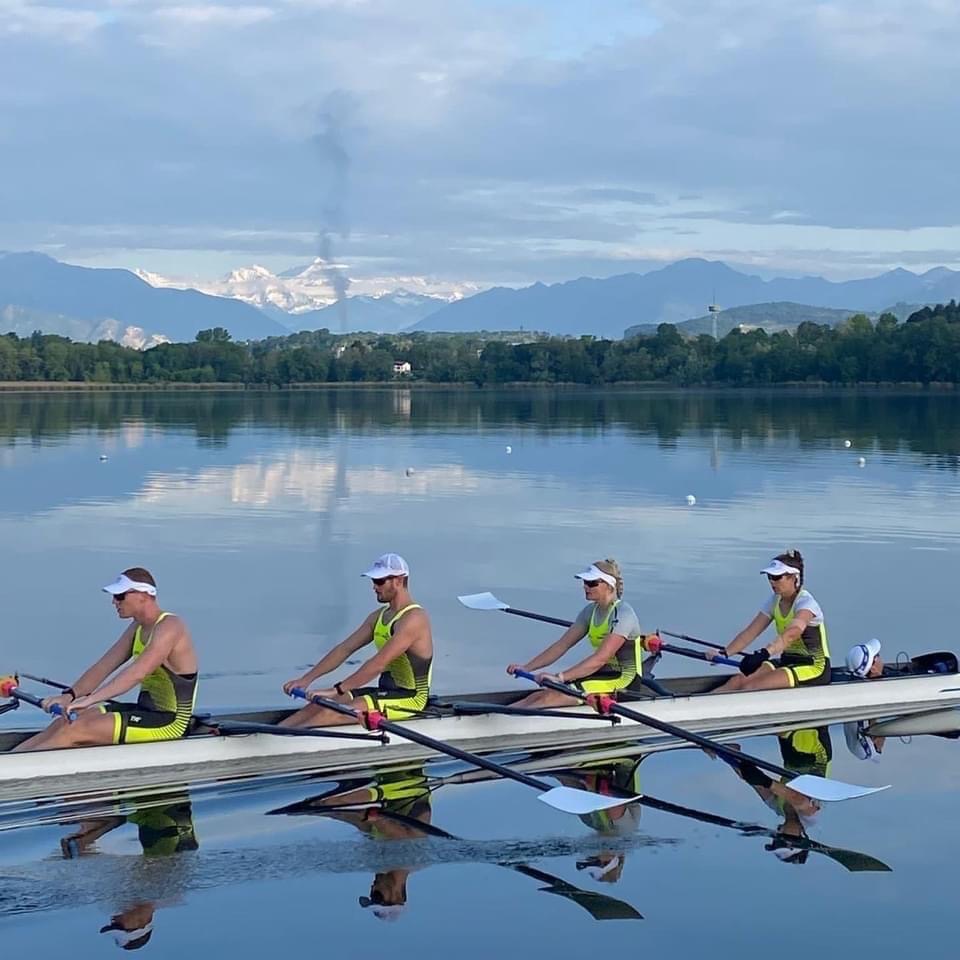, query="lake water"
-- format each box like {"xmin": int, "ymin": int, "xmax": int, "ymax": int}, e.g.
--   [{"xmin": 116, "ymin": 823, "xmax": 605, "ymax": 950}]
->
[{"xmin": 1, "ymin": 388, "xmax": 958, "ymax": 956}]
